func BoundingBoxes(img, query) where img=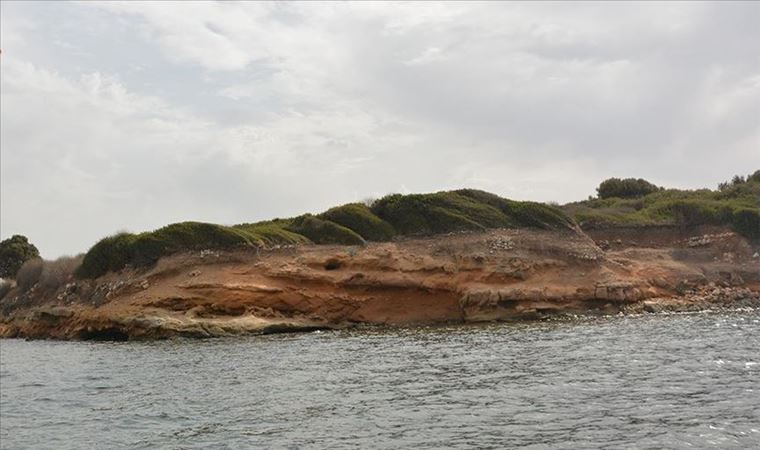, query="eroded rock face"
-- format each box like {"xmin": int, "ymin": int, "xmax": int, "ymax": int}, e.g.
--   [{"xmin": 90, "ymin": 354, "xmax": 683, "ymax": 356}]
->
[{"xmin": 1, "ymin": 228, "xmax": 758, "ymax": 340}]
